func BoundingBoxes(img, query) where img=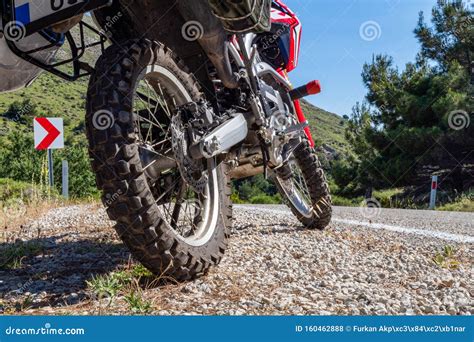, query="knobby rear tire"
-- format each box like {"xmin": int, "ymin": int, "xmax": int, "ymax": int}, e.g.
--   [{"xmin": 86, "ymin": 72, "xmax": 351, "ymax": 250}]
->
[{"xmin": 85, "ymin": 39, "xmax": 232, "ymax": 281}]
